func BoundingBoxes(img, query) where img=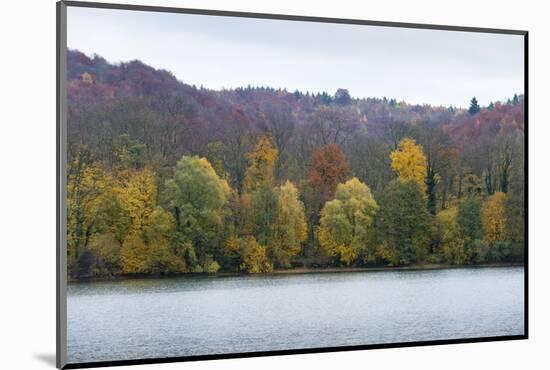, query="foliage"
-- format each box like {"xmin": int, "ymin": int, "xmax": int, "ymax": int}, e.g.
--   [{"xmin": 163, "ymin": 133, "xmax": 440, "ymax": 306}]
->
[
  {"xmin": 244, "ymin": 136, "xmax": 278, "ymax": 192},
  {"xmin": 307, "ymin": 144, "xmax": 350, "ymax": 201},
  {"xmin": 65, "ymin": 51, "xmax": 525, "ymax": 276},
  {"xmin": 271, "ymin": 181, "xmax": 307, "ymax": 267},
  {"xmin": 374, "ymin": 180, "xmax": 431, "ymax": 265},
  {"xmin": 433, "ymin": 208, "xmax": 468, "ymax": 264},
  {"xmin": 318, "ymin": 178, "xmax": 378, "ymax": 265},
  {"xmin": 456, "ymin": 196, "xmax": 483, "ymax": 247},
  {"xmin": 164, "ymin": 156, "xmax": 231, "ymax": 270},
  {"xmin": 390, "ymin": 138, "xmax": 427, "ymax": 192},
  {"xmin": 227, "ymin": 236, "xmax": 273, "ymax": 273},
  {"xmin": 468, "ymin": 97, "xmax": 481, "ymax": 115},
  {"xmin": 251, "ymin": 182, "xmax": 278, "ymax": 247},
  {"xmin": 481, "ymin": 192, "xmax": 507, "ymax": 245}
]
